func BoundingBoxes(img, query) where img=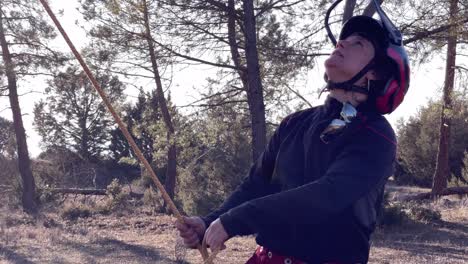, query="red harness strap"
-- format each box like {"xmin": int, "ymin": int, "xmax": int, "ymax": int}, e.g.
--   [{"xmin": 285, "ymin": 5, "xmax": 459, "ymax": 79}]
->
[{"xmin": 245, "ymin": 246, "xmax": 341, "ymax": 264}]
